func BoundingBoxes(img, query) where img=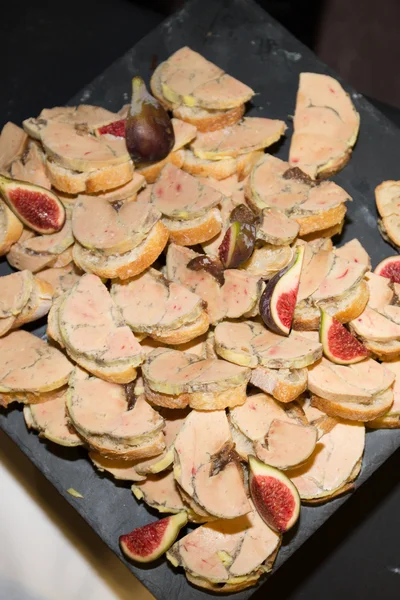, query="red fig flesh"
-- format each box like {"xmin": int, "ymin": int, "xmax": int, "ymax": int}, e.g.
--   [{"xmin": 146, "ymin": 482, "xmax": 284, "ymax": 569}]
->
[
  {"xmin": 320, "ymin": 309, "xmax": 369, "ymax": 364},
  {"xmin": 260, "ymin": 245, "xmax": 304, "ymax": 336},
  {"xmin": 97, "ymin": 119, "xmax": 126, "ymax": 138},
  {"xmin": 0, "ymin": 175, "xmax": 65, "ymax": 234},
  {"xmin": 119, "ymin": 512, "xmax": 187, "ymax": 563},
  {"xmin": 219, "ymin": 221, "xmax": 256, "ymax": 269},
  {"xmin": 249, "ymin": 455, "xmax": 300, "ymax": 533},
  {"xmin": 374, "ymin": 255, "xmax": 400, "ymax": 283},
  {"xmin": 126, "ymin": 76, "xmax": 175, "ymax": 164}
]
